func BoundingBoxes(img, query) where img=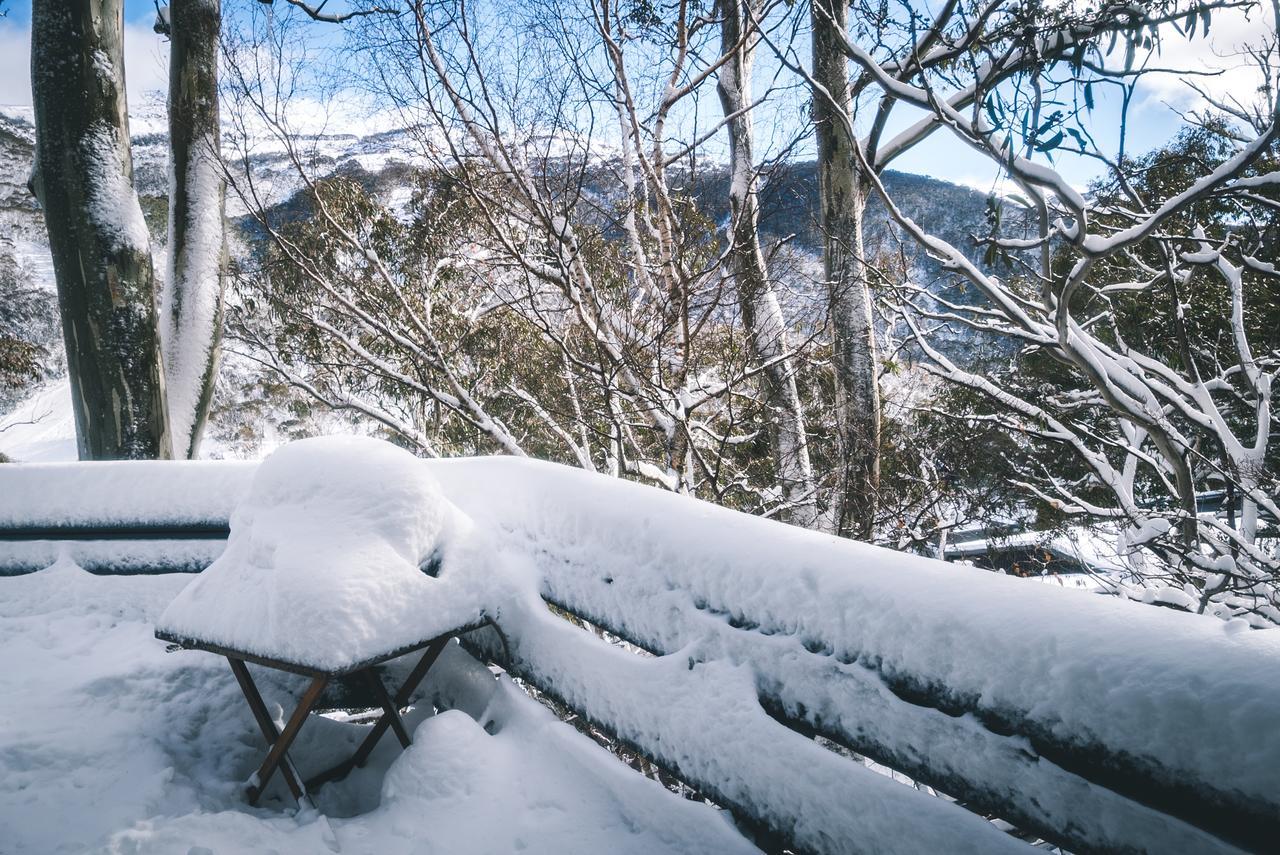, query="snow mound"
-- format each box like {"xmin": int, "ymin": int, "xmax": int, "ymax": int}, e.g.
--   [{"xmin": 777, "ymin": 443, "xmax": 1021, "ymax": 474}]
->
[{"xmin": 156, "ymin": 435, "xmax": 484, "ymax": 671}]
